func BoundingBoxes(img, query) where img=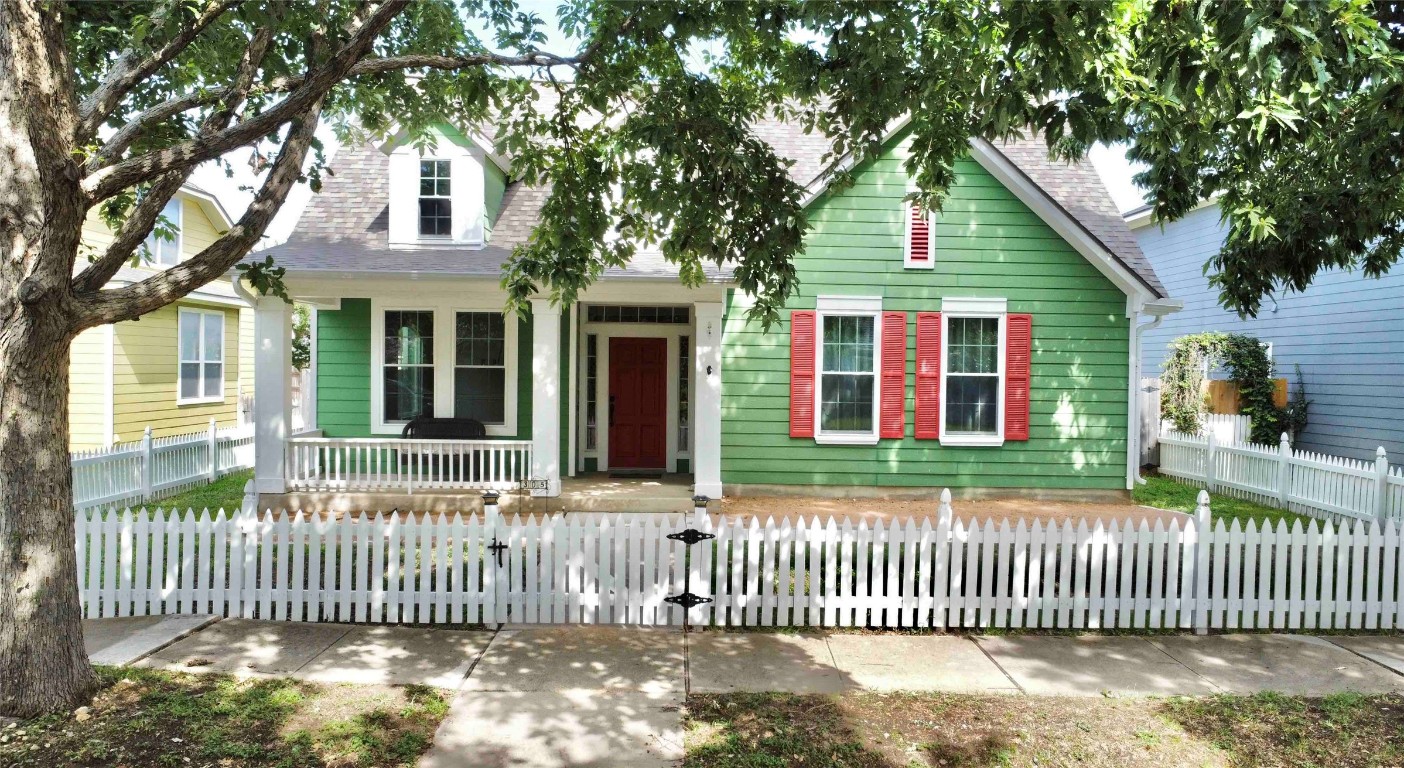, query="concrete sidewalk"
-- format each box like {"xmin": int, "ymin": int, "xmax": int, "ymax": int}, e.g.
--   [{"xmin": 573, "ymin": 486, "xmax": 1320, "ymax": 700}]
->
[{"xmin": 86, "ymin": 617, "xmax": 1404, "ymax": 767}]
